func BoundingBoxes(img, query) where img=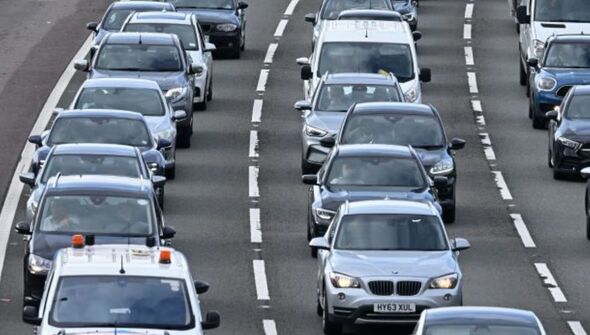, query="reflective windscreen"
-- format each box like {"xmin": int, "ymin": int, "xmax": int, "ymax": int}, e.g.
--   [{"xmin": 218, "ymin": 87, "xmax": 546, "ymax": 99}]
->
[
  {"xmin": 124, "ymin": 23, "xmax": 199, "ymax": 50},
  {"xmin": 327, "ymin": 156, "xmax": 424, "ymax": 187},
  {"xmin": 96, "ymin": 45, "xmax": 182, "ymax": 72},
  {"xmin": 334, "ymin": 214, "xmax": 448, "ymax": 250},
  {"xmin": 75, "ymin": 87, "xmax": 165, "ymax": 116},
  {"xmin": 103, "ymin": 9, "xmax": 135, "ymax": 30},
  {"xmin": 535, "ymin": 0, "xmax": 590, "ymax": 23},
  {"xmin": 423, "ymin": 325, "xmax": 541, "ymax": 335},
  {"xmin": 41, "ymin": 155, "xmax": 142, "ymax": 183},
  {"xmin": 169, "ymin": 0, "xmax": 235, "ymax": 10},
  {"xmin": 321, "ymin": 0, "xmax": 391, "ymax": 19},
  {"xmin": 316, "ymin": 84, "xmax": 402, "ymax": 111},
  {"xmin": 38, "ymin": 195, "xmax": 153, "ymax": 235},
  {"xmin": 48, "ymin": 117, "xmax": 152, "ymax": 148},
  {"xmin": 565, "ymin": 94, "xmax": 590, "ymax": 119},
  {"xmin": 50, "ymin": 276, "xmax": 192, "ymax": 329},
  {"xmin": 319, "ymin": 43, "xmax": 414, "ymax": 82},
  {"xmin": 544, "ymin": 43, "xmax": 590, "ymax": 68},
  {"xmin": 341, "ymin": 114, "xmax": 445, "ymax": 148}
]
